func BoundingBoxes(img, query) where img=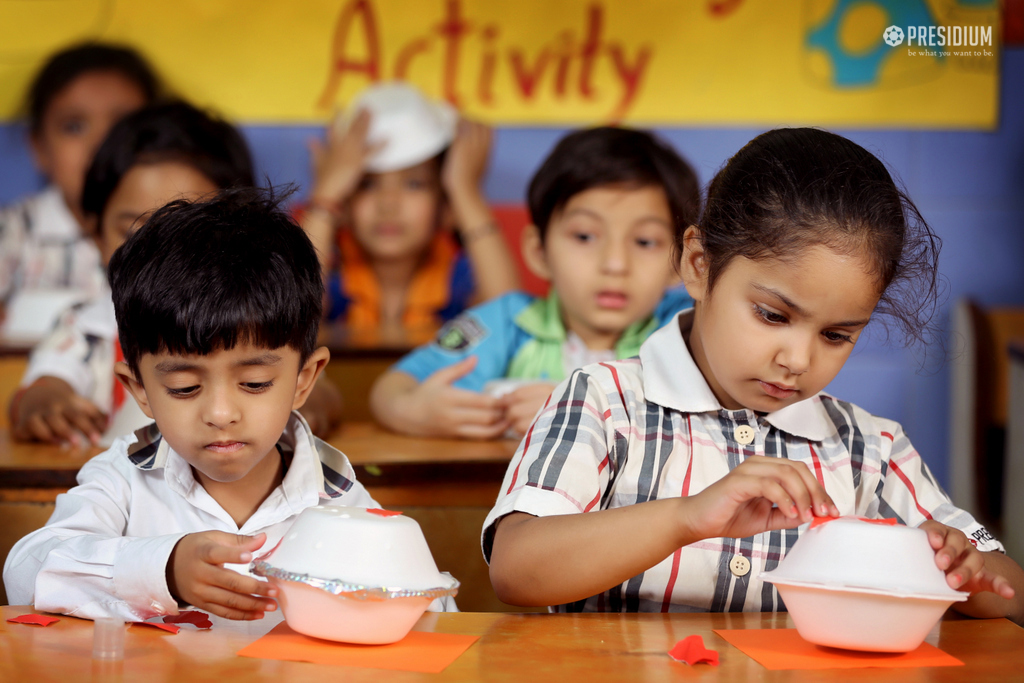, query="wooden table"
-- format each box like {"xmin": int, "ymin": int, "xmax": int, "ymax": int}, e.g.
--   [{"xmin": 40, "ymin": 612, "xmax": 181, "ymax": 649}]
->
[{"xmin": 2, "ymin": 606, "xmax": 1021, "ymax": 682}]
